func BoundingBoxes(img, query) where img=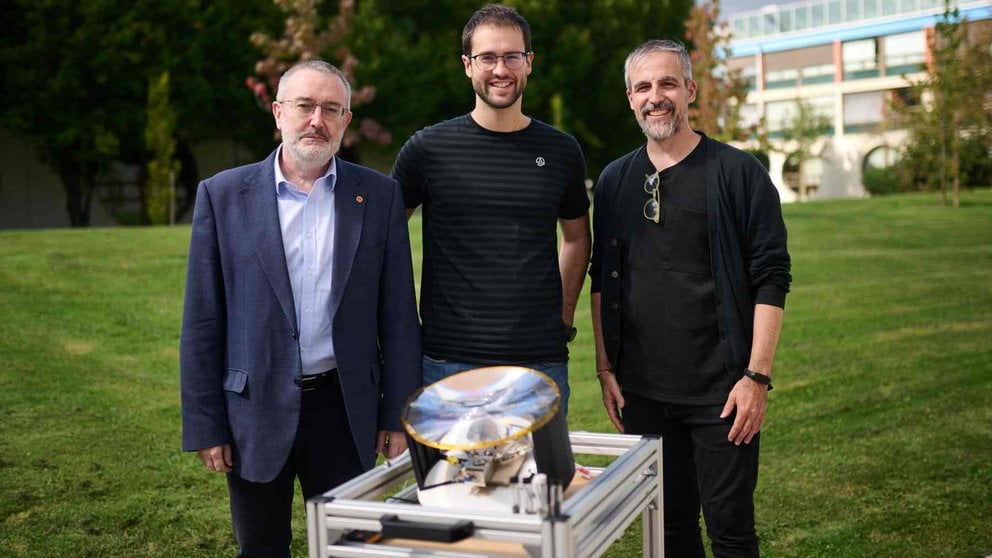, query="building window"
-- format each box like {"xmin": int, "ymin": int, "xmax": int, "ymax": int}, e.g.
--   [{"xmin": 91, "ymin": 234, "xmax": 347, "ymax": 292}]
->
[
  {"xmin": 741, "ymin": 65, "xmax": 758, "ymax": 92},
  {"xmin": 766, "ymin": 68, "xmax": 800, "ymax": 89},
  {"xmin": 809, "ymin": 96, "xmax": 836, "ymax": 135},
  {"xmin": 764, "ymin": 11, "xmax": 779, "ymax": 34},
  {"xmin": 828, "ymin": 0, "xmax": 843, "ymax": 24},
  {"xmin": 734, "ymin": 18, "xmax": 747, "ymax": 38},
  {"xmin": 796, "ymin": 6, "xmax": 809, "ymax": 29},
  {"xmin": 740, "ymin": 103, "xmax": 762, "ymax": 135},
  {"xmin": 883, "ymin": 31, "xmax": 925, "ymax": 75},
  {"xmin": 781, "ymin": 10, "xmax": 794, "ymax": 32},
  {"xmin": 846, "ymin": 0, "xmax": 862, "ymax": 20},
  {"xmin": 843, "ymin": 91, "xmax": 885, "ymax": 133},
  {"xmin": 864, "ymin": 0, "xmax": 879, "ymax": 18},
  {"xmin": 843, "ymin": 38, "xmax": 879, "ymax": 79},
  {"xmin": 765, "ymin": 98, "xmax": 835, "ymax": 138},
  {"xmin": 765, "ymin": 100, "xmax": 797, "ymax": 137},
  {"xmin": 803, "ymin": 63, "xmax": 835, "ymax": 85},
  {"xmin": 812, "ymin": 3, "xmax": 825, "ymax": 26}
]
